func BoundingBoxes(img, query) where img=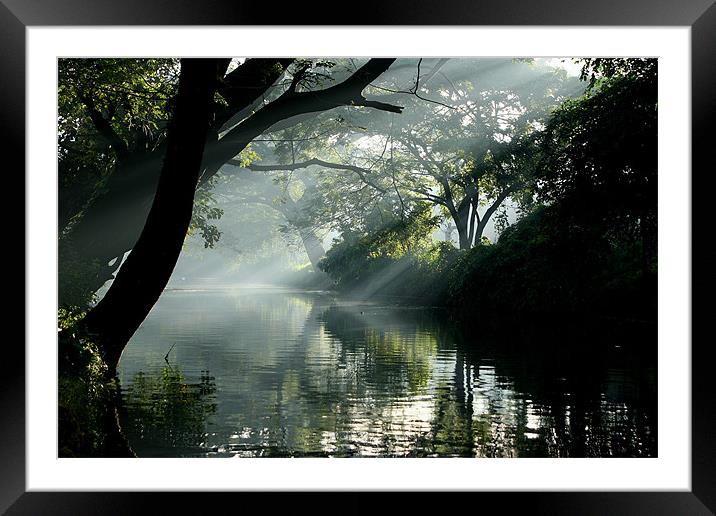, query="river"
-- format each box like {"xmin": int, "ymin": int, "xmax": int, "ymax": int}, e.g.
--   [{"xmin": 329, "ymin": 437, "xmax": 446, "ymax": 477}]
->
[{"xmin": 117, "ymin": 286, "xmax": 656, "ymax": 458}]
